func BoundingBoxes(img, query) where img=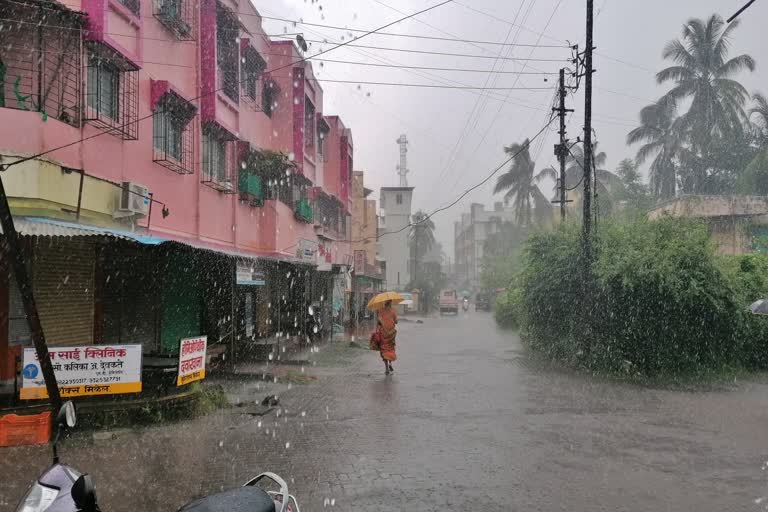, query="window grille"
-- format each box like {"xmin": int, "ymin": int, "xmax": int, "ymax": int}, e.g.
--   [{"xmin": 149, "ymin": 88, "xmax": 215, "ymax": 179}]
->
[
  {"xmin": 153, "ymin": 92, "xmax": 196, "ymax": 174},
  {"xmin": 84, "ymin": 42, "xmax": 139, "ymax": 140}
]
